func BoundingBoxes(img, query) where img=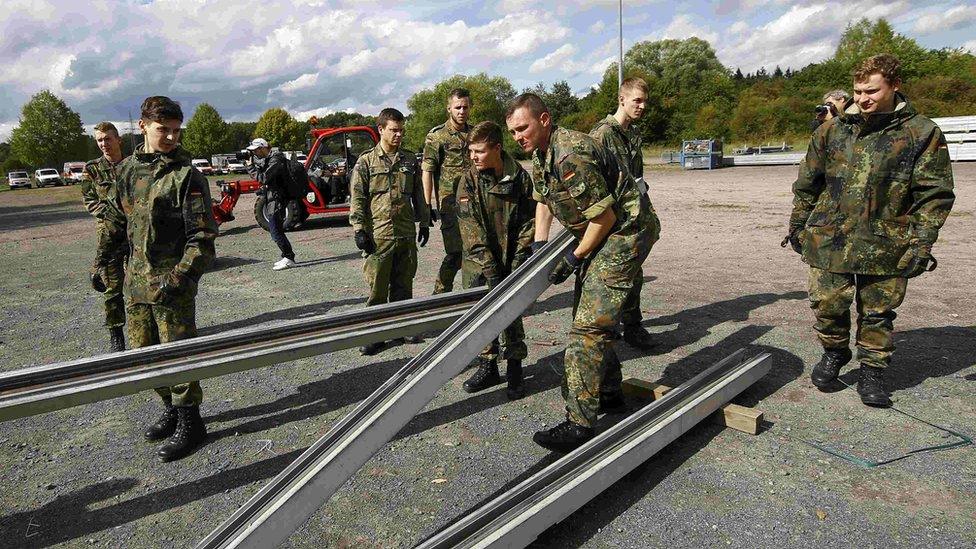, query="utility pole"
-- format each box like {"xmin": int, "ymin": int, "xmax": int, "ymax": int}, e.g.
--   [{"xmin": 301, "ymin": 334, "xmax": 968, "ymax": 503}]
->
[
  {"xmin": 127, "ymin": 110, "xmax": 137, "ymax": 151},
  {"xmin": 618, "ymin": 0, "xmax": 624, "ymax": 88}
]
